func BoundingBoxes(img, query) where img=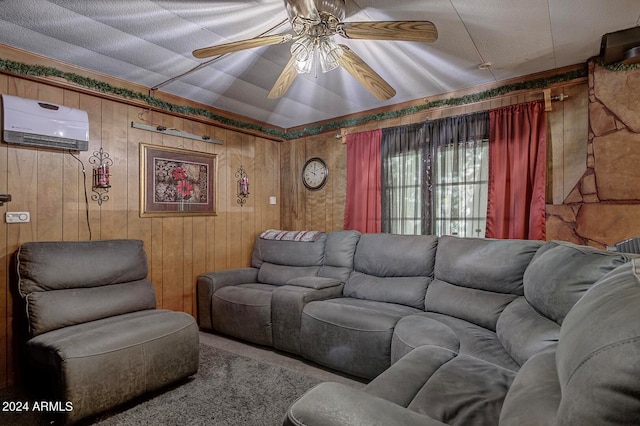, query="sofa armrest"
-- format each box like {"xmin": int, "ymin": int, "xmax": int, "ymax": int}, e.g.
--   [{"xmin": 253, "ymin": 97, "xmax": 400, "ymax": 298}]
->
[
  {"xmin": 287, "ymin": 276, "xmax": 342, "ymax": 290},
  {"xmin": 272, "ymin": 283, "xmax": 344, "ymax": 355},
  {"xmin": 284, "ymin": 382, "xmax": 445, "ymax": 426},
  {"xmin": 199, "ymin": 268, "xmax": 259, "ymax": 290},
  {"xmin": 196, "ymin": 268, "xmax": 259, "ymax": 329}
]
